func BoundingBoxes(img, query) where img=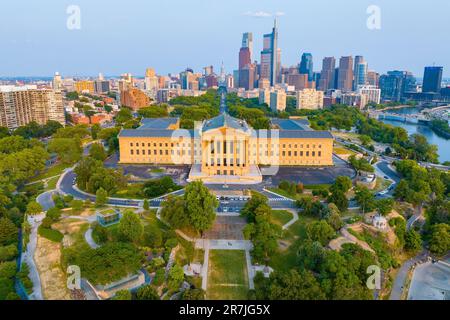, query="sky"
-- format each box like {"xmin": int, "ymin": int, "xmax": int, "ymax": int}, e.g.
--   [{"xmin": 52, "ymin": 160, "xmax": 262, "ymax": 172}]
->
[{"xmin": 1, "ymin": 0, "xmax": 449, "ymax": 78}]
